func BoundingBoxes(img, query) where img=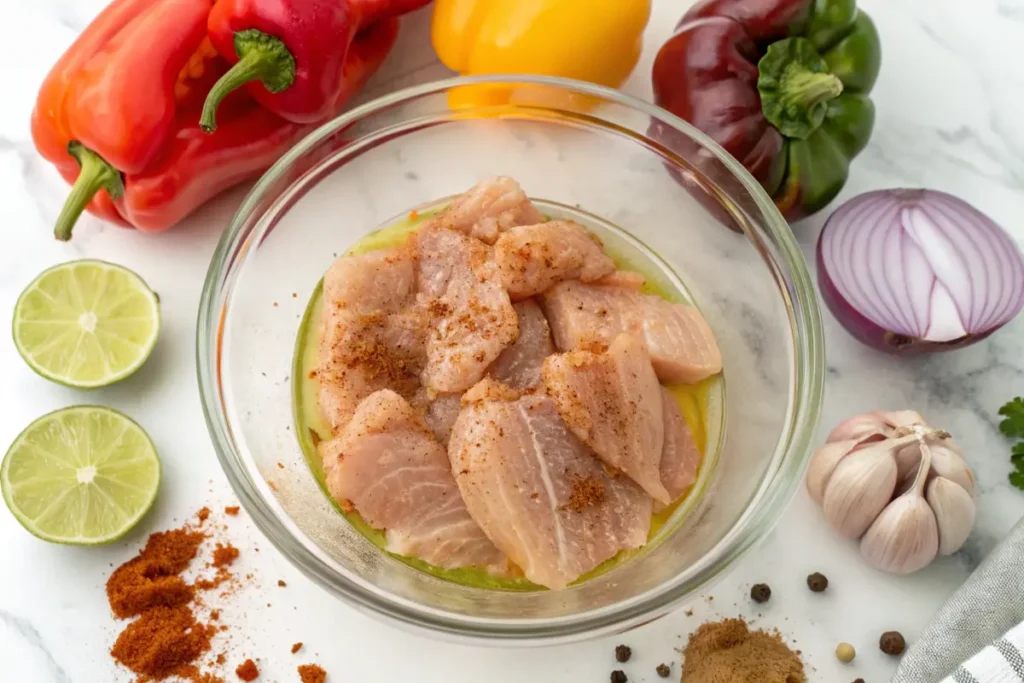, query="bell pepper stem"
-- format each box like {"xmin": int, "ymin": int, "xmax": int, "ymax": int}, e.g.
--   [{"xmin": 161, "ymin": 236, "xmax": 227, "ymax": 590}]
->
[
  {"xmin": 54, "ymin": 142, "xmax": 124, "ymax": 242},
  {"xmin": 782, "ymin": 71, "xmax": 843, "ymax": 112},
  {"xmin": 200, "ymin": 29, "xmax": 296, "ymax": 133}
]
